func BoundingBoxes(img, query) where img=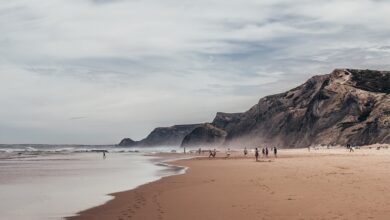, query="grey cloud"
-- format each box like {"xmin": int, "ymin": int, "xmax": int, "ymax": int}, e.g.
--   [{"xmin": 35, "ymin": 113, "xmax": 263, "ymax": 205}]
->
[{"xmin": 1, "ymin": 0, "xmax": 390, "ymax": 144}]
